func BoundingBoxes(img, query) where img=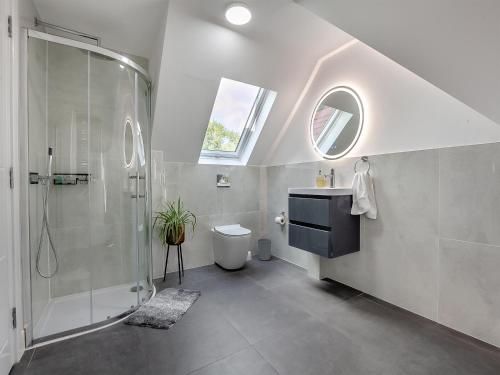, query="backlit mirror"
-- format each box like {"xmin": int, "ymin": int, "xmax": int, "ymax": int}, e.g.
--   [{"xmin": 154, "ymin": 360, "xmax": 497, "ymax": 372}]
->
[{"xmin": 310, "ymin": 86, "xmax": 363, "ymax": 159}]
